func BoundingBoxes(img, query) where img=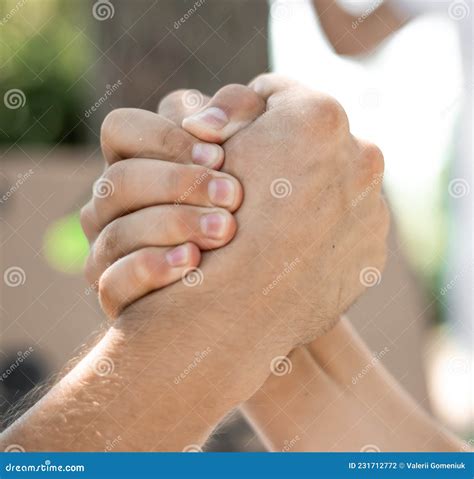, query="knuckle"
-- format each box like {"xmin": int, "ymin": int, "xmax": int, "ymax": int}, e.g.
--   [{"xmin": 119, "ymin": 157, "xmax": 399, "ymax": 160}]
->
[
  {"xmin": 308, "ymin": 94, "xmax": 349, "ymax": 133},
  {"xmin": 361, "ymin": 142, "xmax": 385, "ymax": 175},
  {"xmin": 158, "ymin": 89, "xmax": 188, "ymax": 112}
]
